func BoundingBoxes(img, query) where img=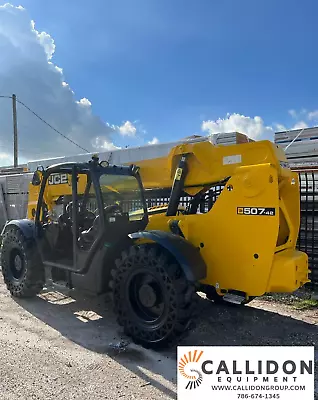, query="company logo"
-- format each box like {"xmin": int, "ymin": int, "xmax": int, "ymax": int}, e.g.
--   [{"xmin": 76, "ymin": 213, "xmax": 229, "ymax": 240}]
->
[
  {"xmin": 48, "ymin": 173, "xmax": 68, "ymax": 185},
  {"xmin": 178, "ymin": 350, "xmax": 204, "ymax": 390},
  {"xmin": 177, "ymin": 347, "xmax": 314, "ymax": 399}
]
